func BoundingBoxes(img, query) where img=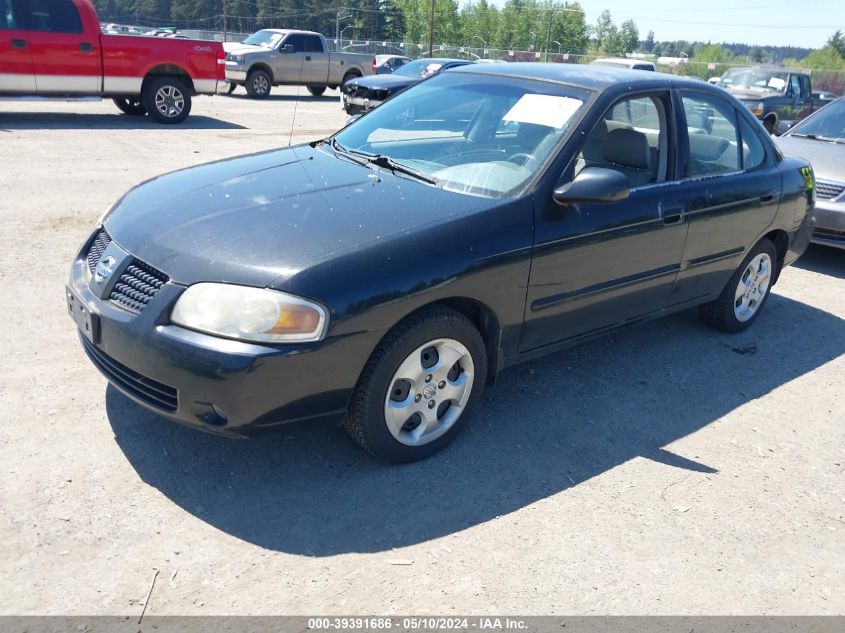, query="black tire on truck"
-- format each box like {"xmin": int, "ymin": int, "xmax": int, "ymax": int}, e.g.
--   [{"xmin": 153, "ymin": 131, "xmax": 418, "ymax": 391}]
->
[
  {"xmin": 341, "ymin": 70, "xmax": 361, "ymax": 86},
  {"xmin": 112, "ymin": 97, "xmax": 146, "ymax": 116},
  {"xmin": 227, "ymin": 83, "xmax": 238, "ymax": 95},
  {"xmin": 245, "ymin": 69, "xmax": 272, "ymax": 99},
  {"xmin": 307, "ymin": 85, "xmax": 327, "ymax": 97},
  {"xmin": 141, "ymin": 76, "xmax": 192, "ymax": 124}
]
